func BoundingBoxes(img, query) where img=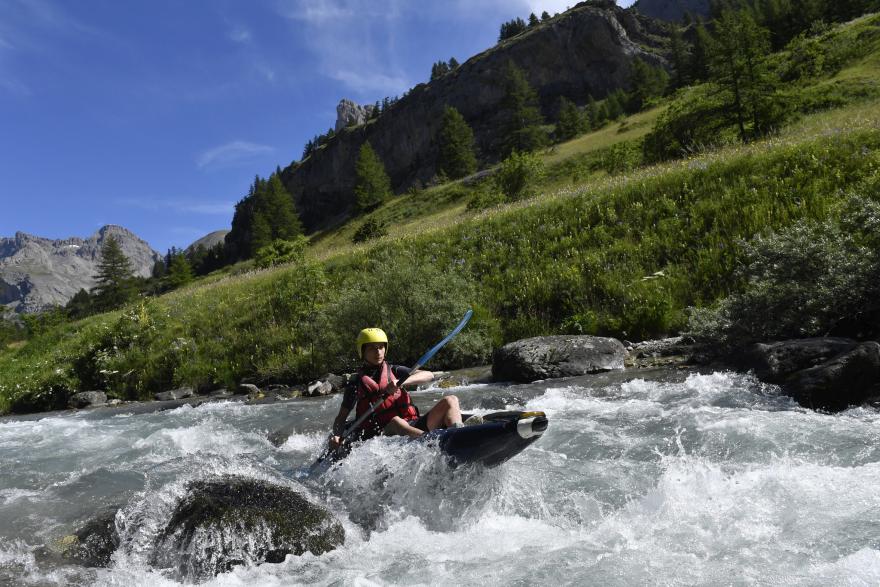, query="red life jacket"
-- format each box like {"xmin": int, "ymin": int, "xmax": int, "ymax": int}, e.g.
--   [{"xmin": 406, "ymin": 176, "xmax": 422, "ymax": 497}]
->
[{"xmin": 355, "ymin": 362, "xmax": 419, "ymax": 435}]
